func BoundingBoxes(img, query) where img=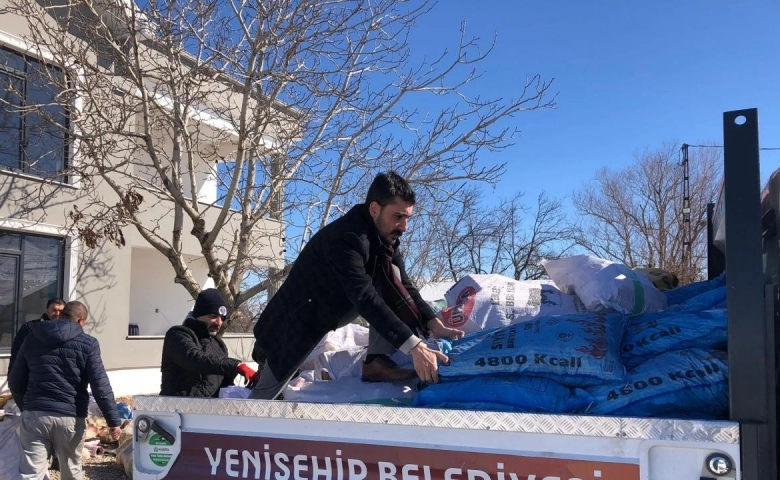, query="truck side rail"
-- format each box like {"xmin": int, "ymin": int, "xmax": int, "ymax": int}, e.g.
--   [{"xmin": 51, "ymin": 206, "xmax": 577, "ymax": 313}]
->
[{"xmin": 721, "ymin": 108, "xmax": 777, "ymax": 479}]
